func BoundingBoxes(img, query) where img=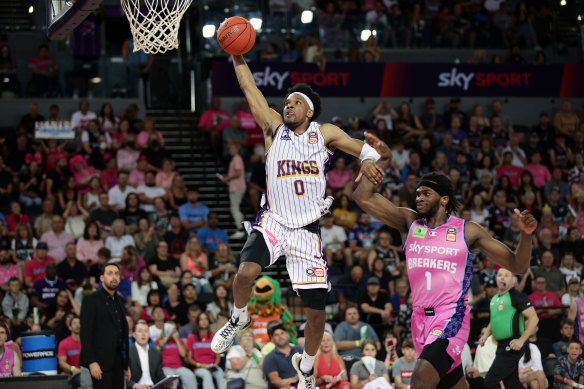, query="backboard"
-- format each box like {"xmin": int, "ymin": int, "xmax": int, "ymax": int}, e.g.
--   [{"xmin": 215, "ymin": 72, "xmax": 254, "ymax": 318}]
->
[{"xmin": 46, "ymin": 0, "xmax": 102, "ymax": 40}]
